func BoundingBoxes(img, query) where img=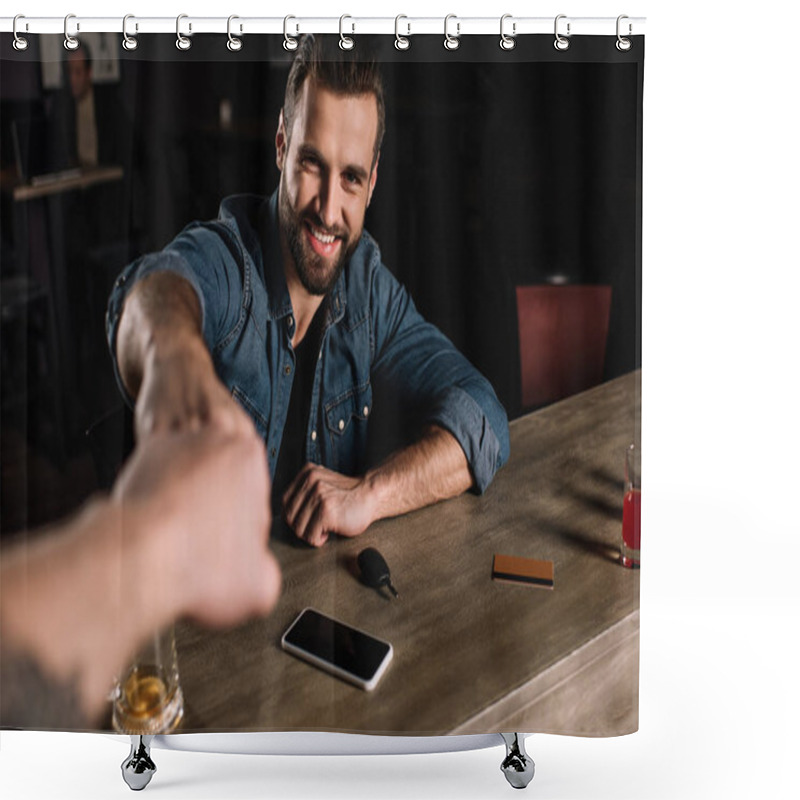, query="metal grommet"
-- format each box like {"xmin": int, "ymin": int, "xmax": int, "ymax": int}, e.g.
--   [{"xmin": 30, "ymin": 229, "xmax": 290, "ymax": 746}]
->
[
  {"xmin": 13, "ymin": 15, "xmax": 29, "ymax": 51},
  {"xmin": 176, "ymin": 13, "xmax": 192, "ymax": 51},
  {"xmin": 616, "ymin": 14, "xmax": 632, "ymax": 51},
  {"xmin": 64, "ymin": 13, "xmax": 80, "ymax": 51},
  {"xmin": 444, "ymin": 14, "xmax": 460, "ymax": 51},
  {"xmin": 554, "ymin": 14, "xmax": 570, "ymax": 51},
  {"xmin": 227, "ymin": 15, "xmax": 242, "ymax": 51},
  {"xmin": 339, "ymin": 14, "xmax": 354, "ymax": 51},
  {"xmin": 500, "ymin": 14, "xmax": 516, "ymax": 51},
  {"xmin": 394, "ymin": 14, "xmax": 410, "ymax": 51},
  {"xmin": 122, "ymin": 14, "xmax": 138, "ymax": 51},
  {"xmin": 283, "ymin": 15, "xmax": 298, "ymax": 51}
]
